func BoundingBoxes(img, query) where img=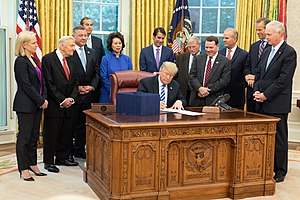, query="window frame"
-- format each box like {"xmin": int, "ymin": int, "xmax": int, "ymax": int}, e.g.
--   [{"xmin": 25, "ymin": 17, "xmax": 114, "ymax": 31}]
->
[{"xmin": 189, "ymin": 0, "xmax": 237, "ymax": 51}]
